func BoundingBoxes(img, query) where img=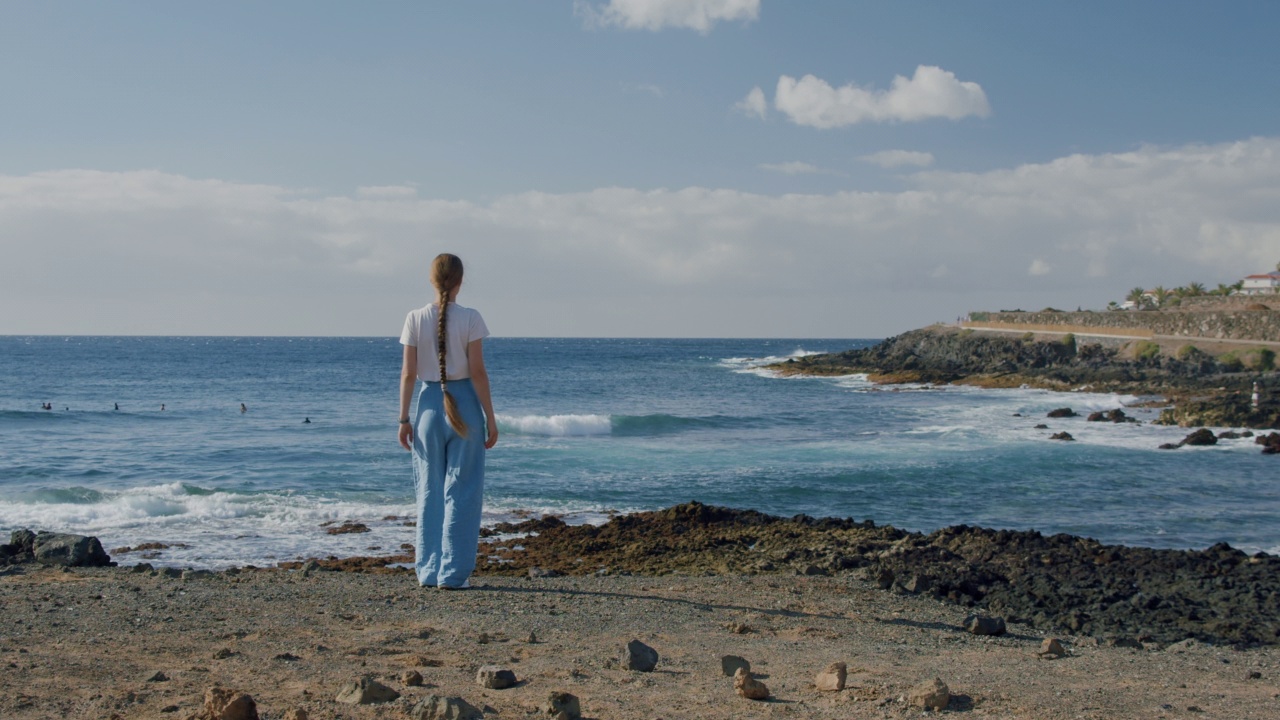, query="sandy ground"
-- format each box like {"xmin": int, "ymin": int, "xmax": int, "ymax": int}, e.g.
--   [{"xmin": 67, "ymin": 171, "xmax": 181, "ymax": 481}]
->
[{"xmin": 2, "ymin": 565, "xmax": 1278, "ymax": 719}]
